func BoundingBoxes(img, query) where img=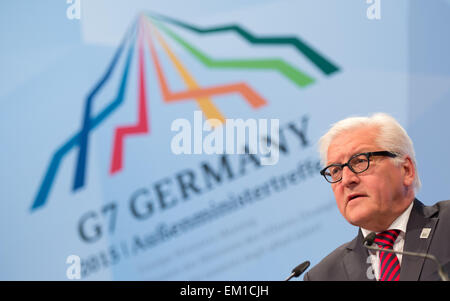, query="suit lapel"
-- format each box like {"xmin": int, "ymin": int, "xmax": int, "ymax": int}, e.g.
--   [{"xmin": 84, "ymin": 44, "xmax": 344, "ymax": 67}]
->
[
  {"xmin": 343, "ymin": 230, "xmax": 375, "ymax": 281},
  {"xmin": 400, "ymin": 199, "xmax": 439, "ymax": 281}
]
